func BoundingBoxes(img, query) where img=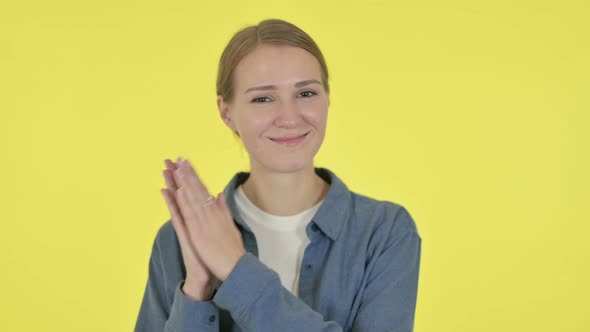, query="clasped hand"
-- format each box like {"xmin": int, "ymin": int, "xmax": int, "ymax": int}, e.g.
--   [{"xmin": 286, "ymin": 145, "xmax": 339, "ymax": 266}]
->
[{"xmin": 160, "ymin": 157, "xmax": 246, "ymax": 292}]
